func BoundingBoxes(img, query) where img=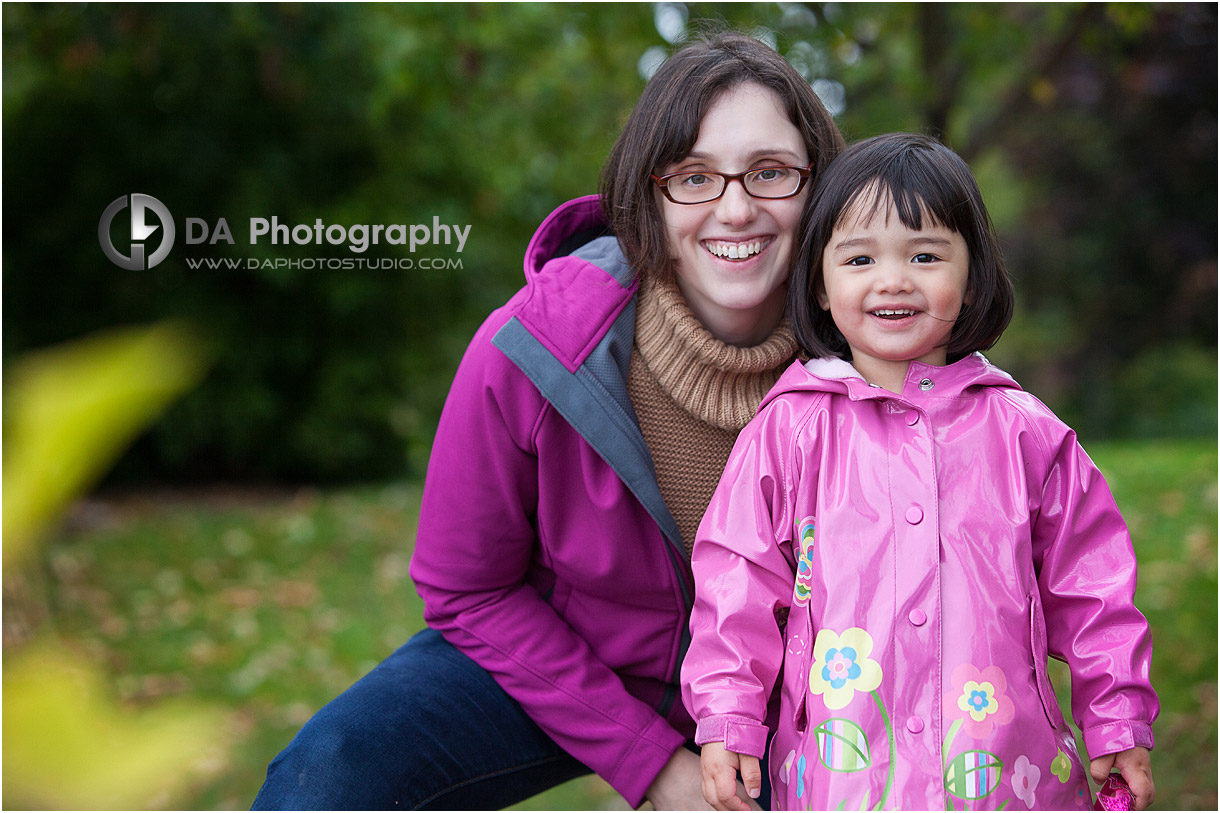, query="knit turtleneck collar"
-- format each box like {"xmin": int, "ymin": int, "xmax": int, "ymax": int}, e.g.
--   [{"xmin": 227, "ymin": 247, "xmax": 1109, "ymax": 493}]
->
[{"xmin": 633, "ymin": 274, "xmax": 798, "ymax": 432}]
